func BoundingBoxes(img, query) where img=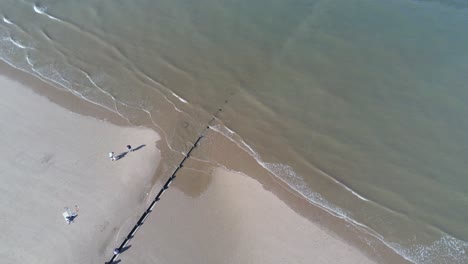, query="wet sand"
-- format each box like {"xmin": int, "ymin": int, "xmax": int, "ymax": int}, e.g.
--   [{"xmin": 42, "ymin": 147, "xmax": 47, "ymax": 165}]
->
[
  {"xmin": 115, "ymin": 127, "xmax": 410, "ymax": 264},
  {"xmin": 0, "ymin": 62, "xmax": 409, "ymax": 263},
  {"xmin": 0, "ymin": 71, "xmax": 160, "ymax": 263},
  {"xmin": 117, "ymin": 167, "xmax": 376, "ymax": 264}
]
